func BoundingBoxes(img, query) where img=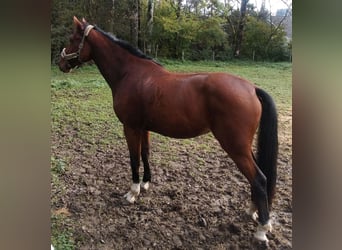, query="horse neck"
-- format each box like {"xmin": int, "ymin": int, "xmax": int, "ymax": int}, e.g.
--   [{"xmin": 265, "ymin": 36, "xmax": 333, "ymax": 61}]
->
[{"xmin": 87, "ymin": 31, "xmax": 131, "ymax": 92}]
